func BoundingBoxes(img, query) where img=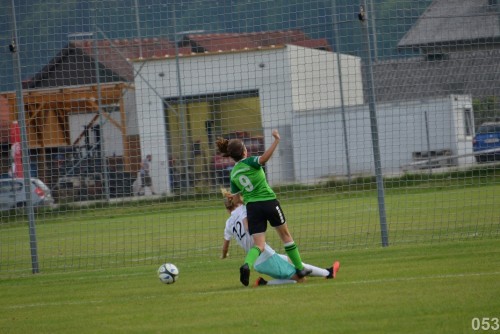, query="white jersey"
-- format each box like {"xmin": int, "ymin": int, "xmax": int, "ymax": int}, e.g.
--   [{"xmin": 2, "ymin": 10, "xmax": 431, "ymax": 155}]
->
[
  {"xmin": 223, "ymin": 205, "xmax": 275, "ymax": 256},
  {"xmin": 223, "ymin": 205, "xmax": 329, "ymax": 280}
]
